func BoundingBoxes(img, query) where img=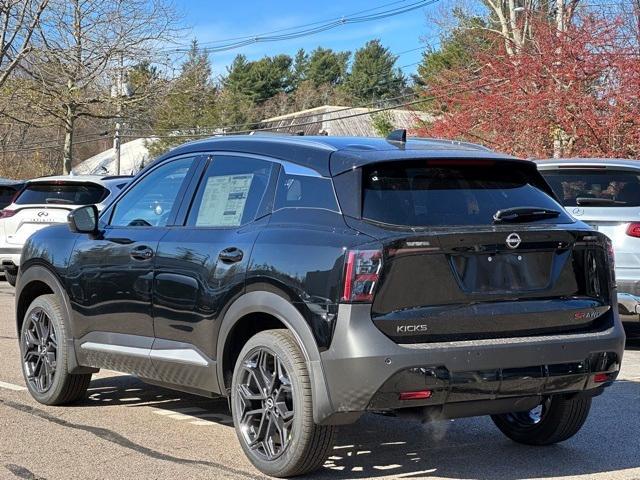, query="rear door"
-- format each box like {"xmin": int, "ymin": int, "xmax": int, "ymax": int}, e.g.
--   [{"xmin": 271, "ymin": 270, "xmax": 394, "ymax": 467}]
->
[
  {"xmin": 151, "ymin": 154, "xmax": 276, "ymax": 389},
  {"xmin": 3, "ymin": 181, "xmax": 107, "ymax": 245},
  {"xmin": 337, "ymin": 159, "xmax": 614, "ymax": 343}
]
